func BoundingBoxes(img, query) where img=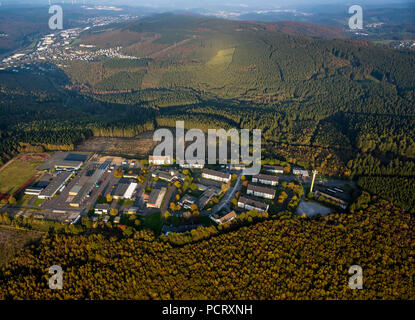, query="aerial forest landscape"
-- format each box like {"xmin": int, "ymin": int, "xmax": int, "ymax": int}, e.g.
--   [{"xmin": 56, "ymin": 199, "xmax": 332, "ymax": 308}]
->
[{"xmin": 0, "ymin": 0, "xmax": 414, "ymax": 306}]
